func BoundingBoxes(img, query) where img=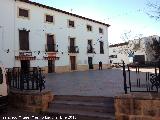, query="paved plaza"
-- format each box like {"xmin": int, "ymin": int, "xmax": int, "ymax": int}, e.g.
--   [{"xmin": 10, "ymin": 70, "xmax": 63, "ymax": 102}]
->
[
  {"xmin": 45, "ymin": 68, "xmax": 124, "ymax": 97},
  {"xmin": 1, "ymin": 68, "xmax": 125, "ymax": 119}
]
